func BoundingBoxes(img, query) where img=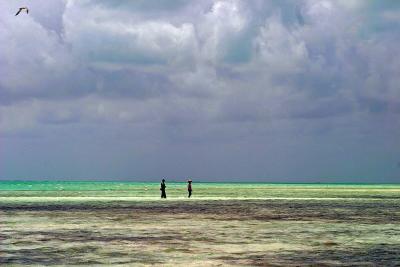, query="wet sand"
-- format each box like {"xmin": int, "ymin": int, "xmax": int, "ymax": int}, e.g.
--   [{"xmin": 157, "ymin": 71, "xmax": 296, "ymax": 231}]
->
[{"xmin": 1, "ymin": 198, "xmax": 399, "ymax": 266}]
